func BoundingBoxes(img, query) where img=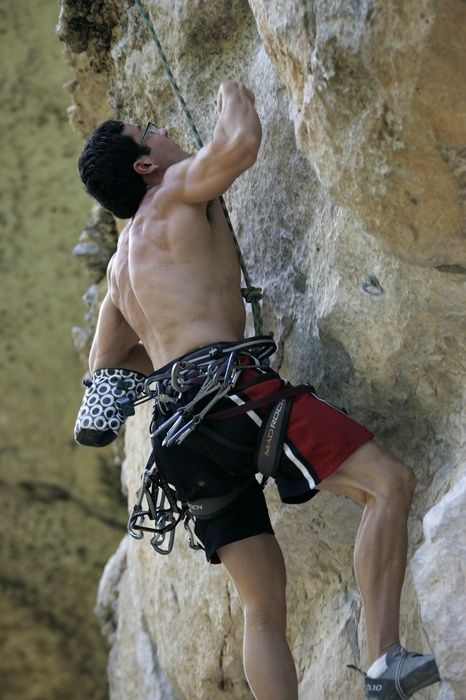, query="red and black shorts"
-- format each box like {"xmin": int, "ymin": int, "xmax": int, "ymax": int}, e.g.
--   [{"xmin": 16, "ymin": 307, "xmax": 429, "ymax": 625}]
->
[{"xmin": 151, "ymin": 344, "xmax": 373, "ymax": 564}]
